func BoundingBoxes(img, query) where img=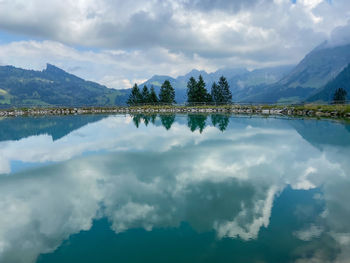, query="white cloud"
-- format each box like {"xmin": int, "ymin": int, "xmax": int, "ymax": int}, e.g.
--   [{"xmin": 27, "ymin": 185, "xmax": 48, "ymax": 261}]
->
[
  {"xmin": 0, "ymin": 40, "xmax": 212, "ymax": 89},
  {"xmin": 0, "ymin": 0, "xmax": 349, "ymax": 87}
]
